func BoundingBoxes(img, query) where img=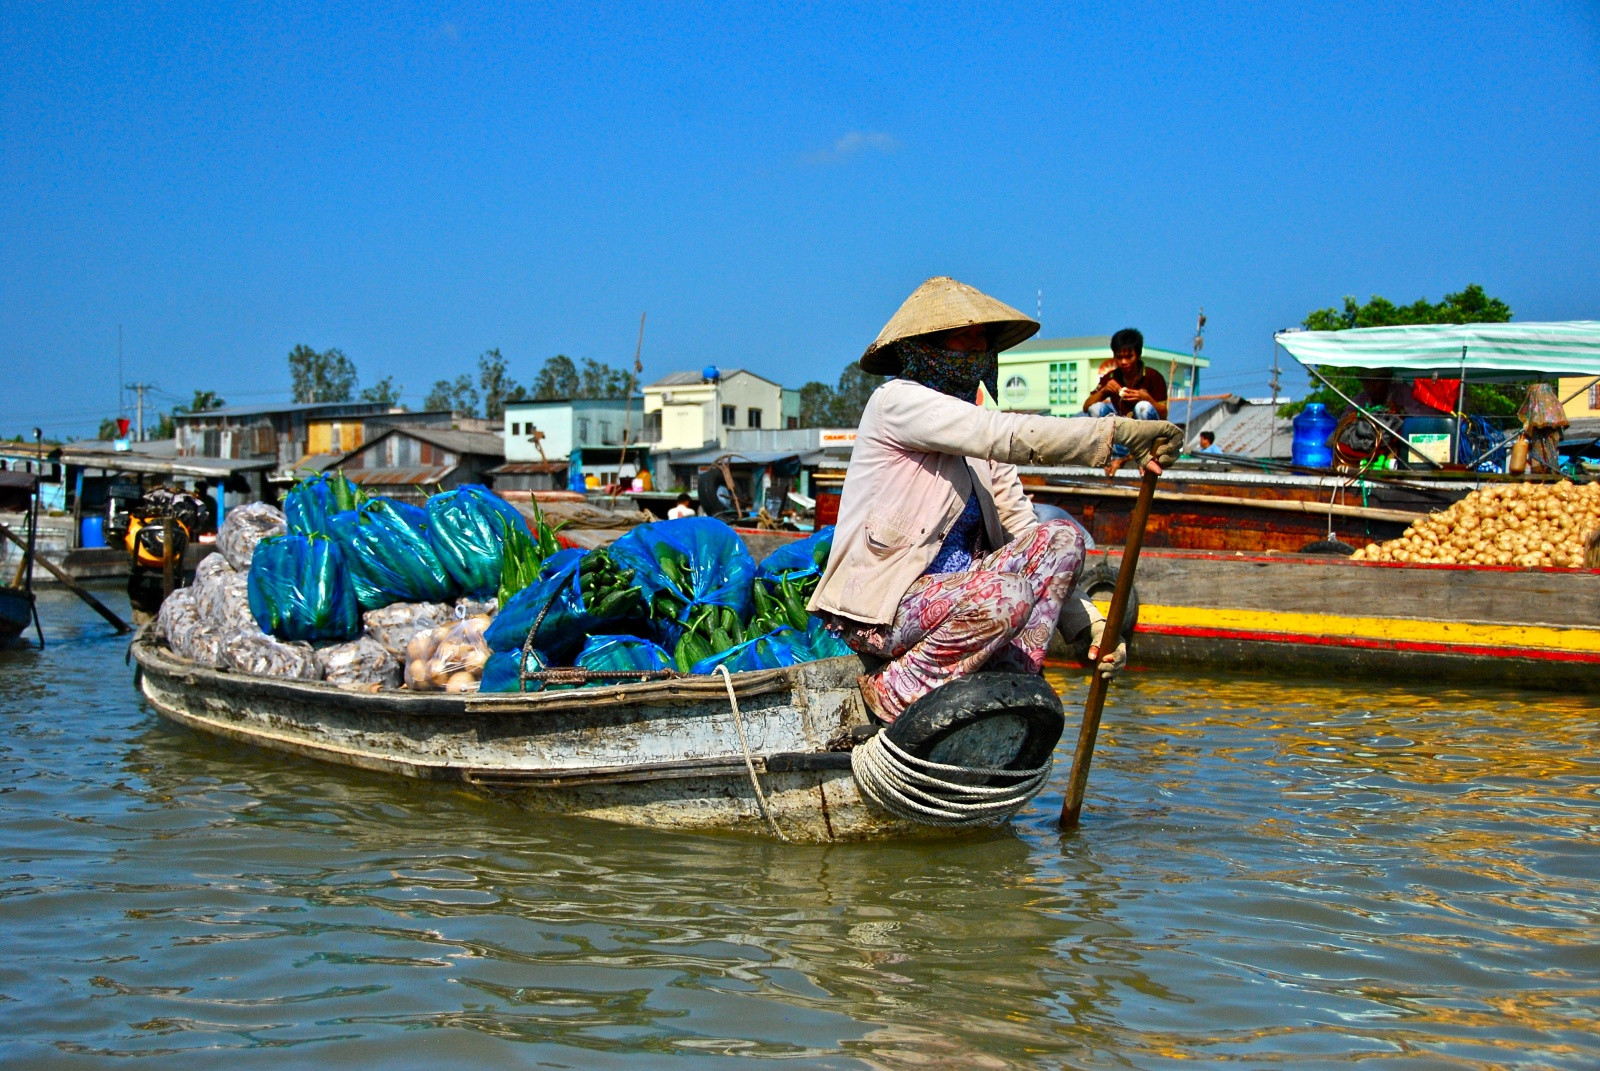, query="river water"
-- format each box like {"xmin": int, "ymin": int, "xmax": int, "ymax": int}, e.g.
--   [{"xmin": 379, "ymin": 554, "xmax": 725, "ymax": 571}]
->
[{"xmin": 2, "ymin": 586, "xmax": 1596, "ymax": 1069}]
